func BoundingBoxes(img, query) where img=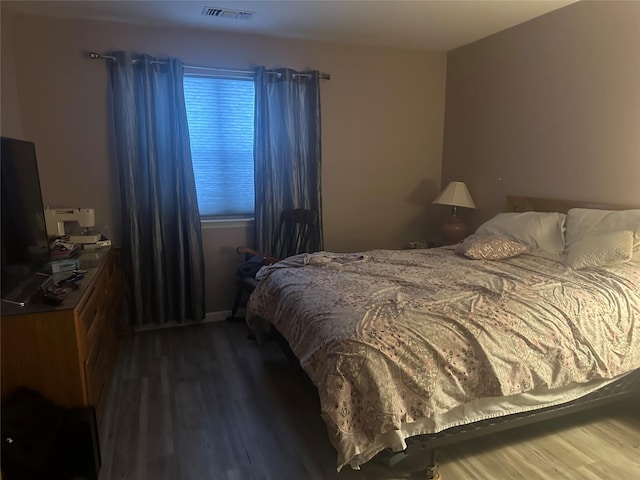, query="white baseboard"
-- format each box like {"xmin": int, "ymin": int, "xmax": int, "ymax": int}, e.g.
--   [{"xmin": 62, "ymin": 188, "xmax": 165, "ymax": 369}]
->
[
  {"xmin": 205, "ymin": 310, "xmax": 234, "ymax": 322},
  {"xmin": 133, "ymin": 310, "xmax": 235, "ymax": 332}
]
